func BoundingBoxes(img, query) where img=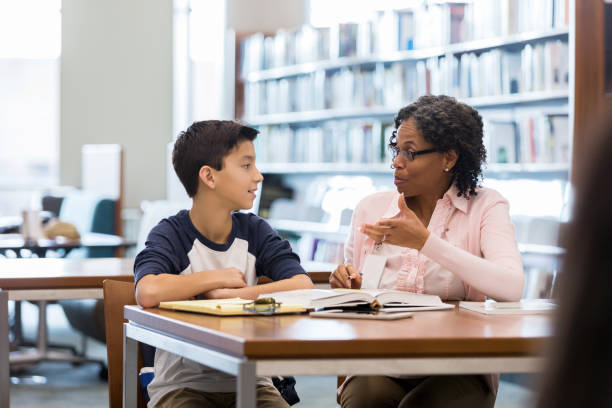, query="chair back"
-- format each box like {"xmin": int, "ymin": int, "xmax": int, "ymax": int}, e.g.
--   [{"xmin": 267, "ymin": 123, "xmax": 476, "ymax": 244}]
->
[
  {"xmin": 58, "ymin": 191, "xmax": 117, "ymax": 257},
  {"xmin": 136, "ymin": 200, "xmax": 189, "ymax": 253},
  {"xmin": 103, "ymin": 279, "xmax": 144, "ymax": 408}
]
